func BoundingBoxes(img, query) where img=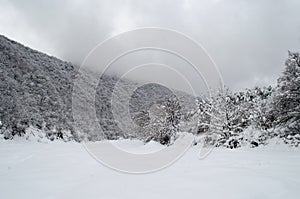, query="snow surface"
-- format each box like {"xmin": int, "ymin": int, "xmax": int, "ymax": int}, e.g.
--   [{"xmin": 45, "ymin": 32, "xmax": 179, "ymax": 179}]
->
[{"xmin": 0, "ymin": 139, "xmax": 300, "ymax": 199}]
